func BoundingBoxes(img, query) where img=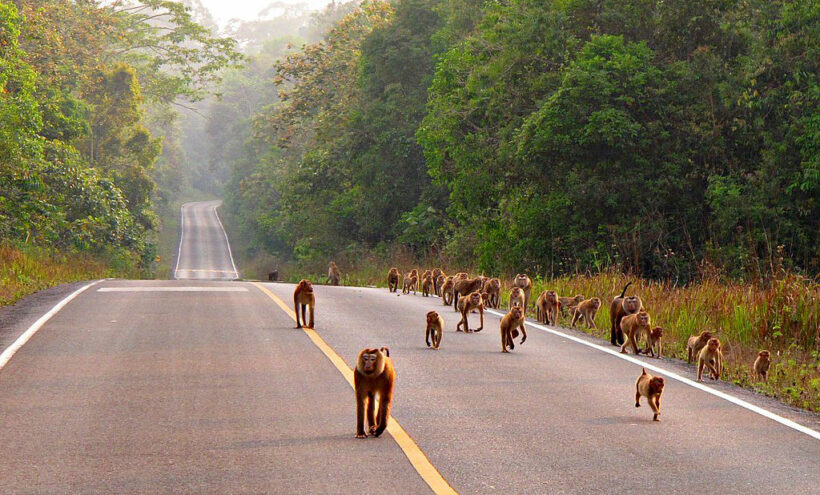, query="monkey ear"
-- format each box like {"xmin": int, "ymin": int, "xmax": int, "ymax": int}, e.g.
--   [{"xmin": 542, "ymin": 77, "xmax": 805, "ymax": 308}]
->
[{"xmin": 380, "ymin": 346, "xmax": 390, "ymax": 357}]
